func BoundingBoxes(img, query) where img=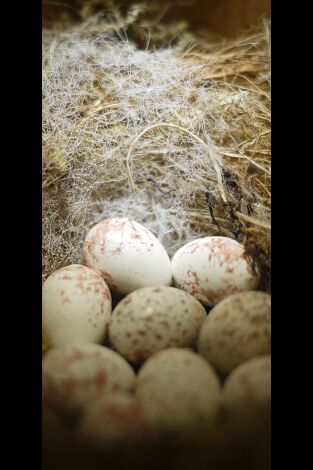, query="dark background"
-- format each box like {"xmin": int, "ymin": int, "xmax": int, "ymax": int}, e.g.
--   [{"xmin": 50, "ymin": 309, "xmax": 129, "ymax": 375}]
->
[{"xmin": 43, "ymin": 0, "xmax": 271, "ymax": 36}]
